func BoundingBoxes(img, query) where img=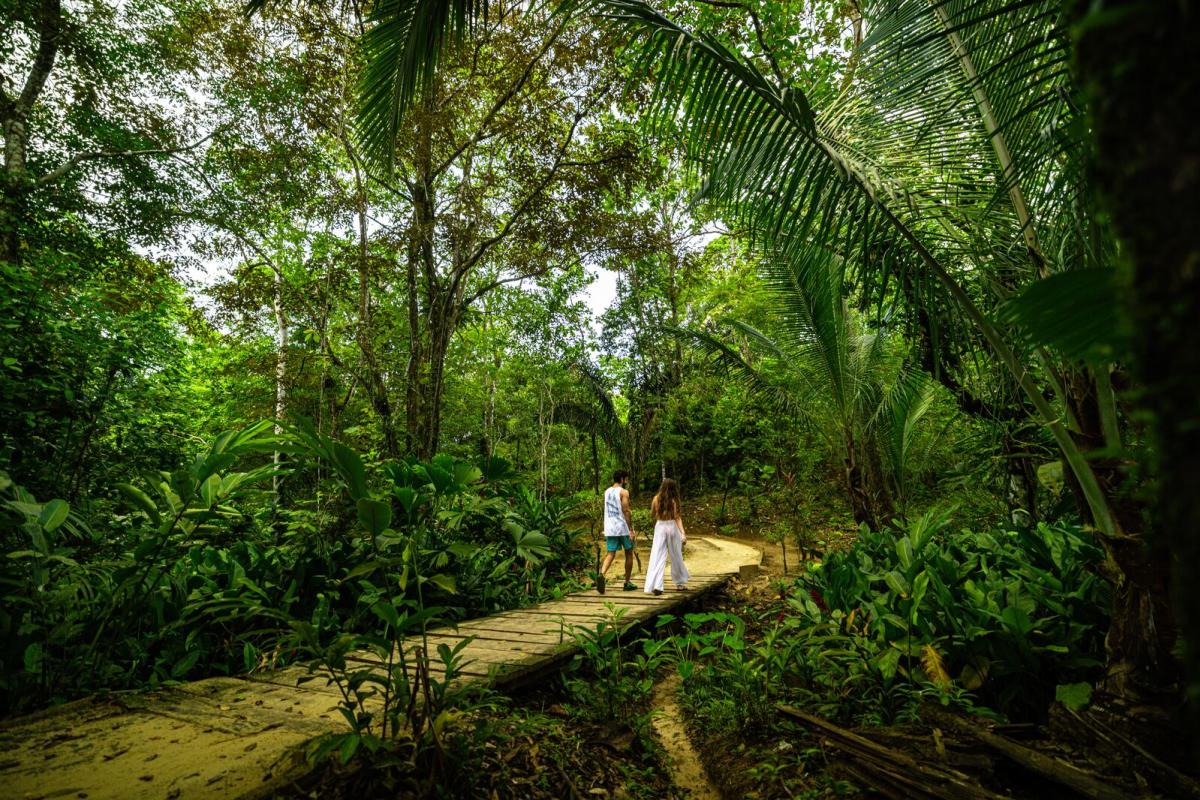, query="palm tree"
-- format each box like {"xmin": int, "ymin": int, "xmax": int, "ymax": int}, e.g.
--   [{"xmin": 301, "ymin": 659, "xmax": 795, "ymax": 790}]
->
[
  {"xmin": 343, "ymin": 0, "xmax": 1171, "ymax": 699},
  {"xmin": 680, "ymin": 247, "xmax": 944, "ymax": 528},
  {"xmin": 553, "ymin": 360, "xmax": 661, "ymax": 495}
]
